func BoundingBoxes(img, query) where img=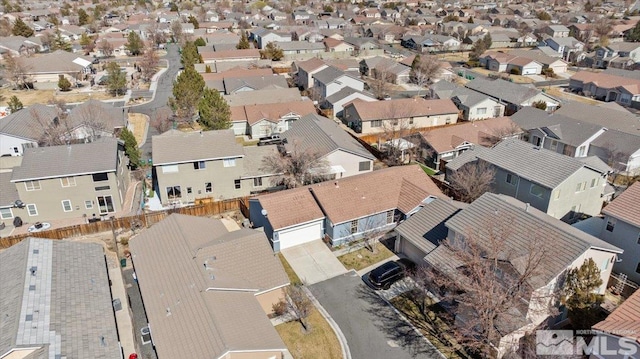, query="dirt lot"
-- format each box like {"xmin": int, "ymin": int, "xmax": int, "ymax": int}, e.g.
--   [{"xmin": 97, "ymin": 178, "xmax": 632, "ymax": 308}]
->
[
  {"xmin": 127, "ymin": 113, "xmax": 149, "ymax": 146},
  {"xmin": 1, "ymin": 88, "xmax": 120, "ymax": 106},
  {"xmin": 544, "ymin": 86, "xmax": 601, "ymax": 105}
]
